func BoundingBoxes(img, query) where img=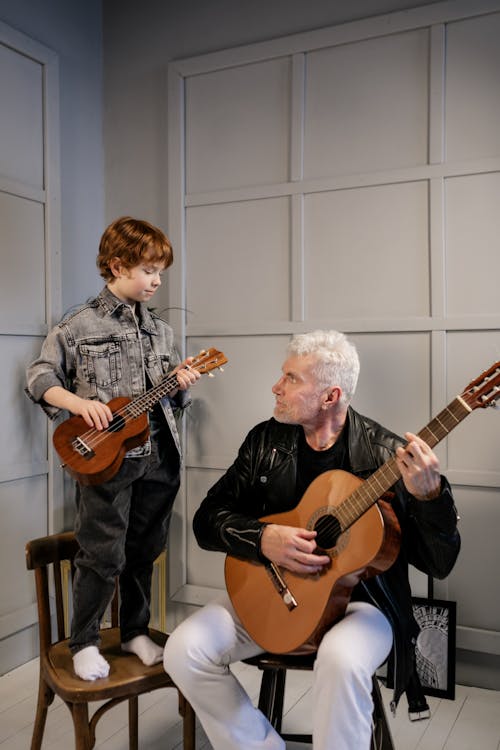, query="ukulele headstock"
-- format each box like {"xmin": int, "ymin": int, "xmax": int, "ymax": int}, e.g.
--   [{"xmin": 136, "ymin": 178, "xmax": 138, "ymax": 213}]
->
[{"xmin": 191, "ymin": 348, "xmax": 228, "ymax": 377}]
